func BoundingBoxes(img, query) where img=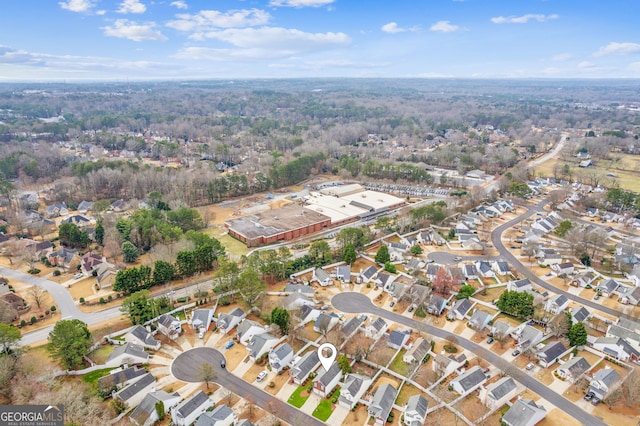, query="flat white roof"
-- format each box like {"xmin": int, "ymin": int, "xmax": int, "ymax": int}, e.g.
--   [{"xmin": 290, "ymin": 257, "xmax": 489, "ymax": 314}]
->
[
  {"xmin": 304, "ymin": 193, "xmax": 366, "ymax": 223},
  {"xmin": 341, "ymin": 190, "xmax": 404, "ymax": 211},
  {"xmin": 319, "ymin": 183, "xmax": 364, "ymax": 197}
]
